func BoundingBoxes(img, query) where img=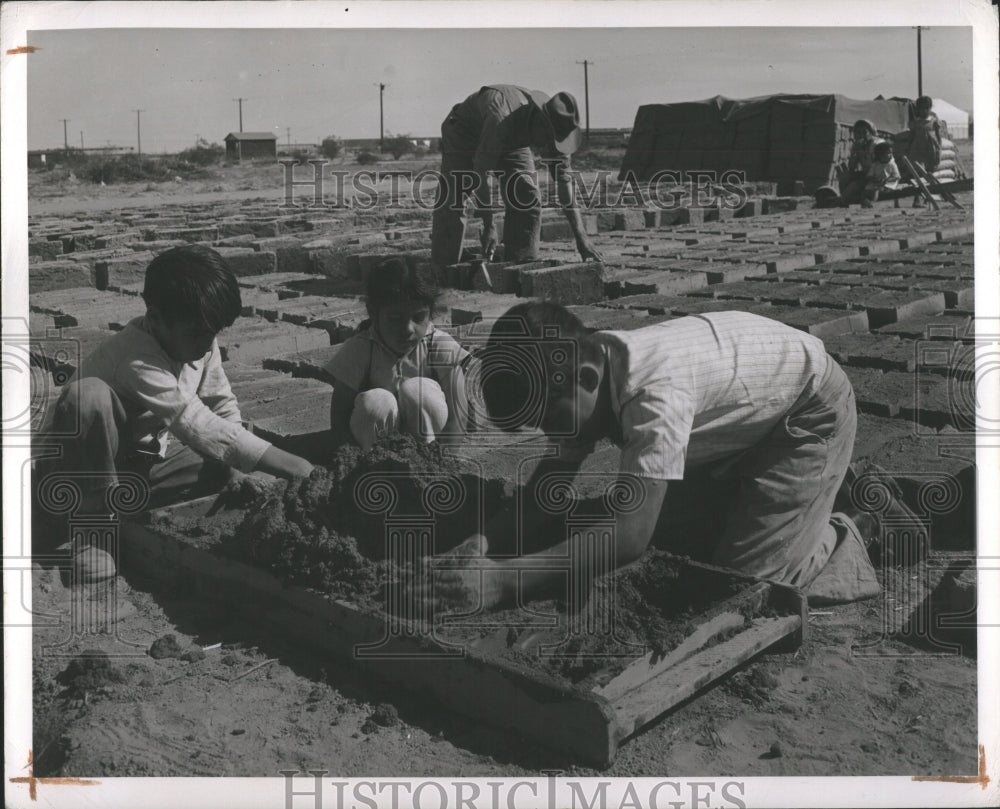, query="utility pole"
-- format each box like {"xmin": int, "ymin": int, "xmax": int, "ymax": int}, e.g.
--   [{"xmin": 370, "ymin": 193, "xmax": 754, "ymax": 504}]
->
[
  {"xmin": 286, "ymin": 126, "xmax": 291, "ymax": 147},
  {"xmin": 80, "ymin": 131, "xmax": 84, "ymax": 150},
  {"xmin": 916, "ymin": 26, "xmax": 923, "ymax": 97},
  {"xmin": 133, "ymin": 109, "xmax": 144, "ymax": 162},
  {"xmin": 233, "ymin": 97, "xmax": 246, "ymax": 132},
  {"xmin": 576, "ymin": 60, "xmax": 592, "ymax": 144},
  {"xmin": 59, "ymin": 118, "xmax": 69, "ymax": 150},
  {"xmin": 377, "ymin": 82, "xmax": 386, "ymax": 152}
]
